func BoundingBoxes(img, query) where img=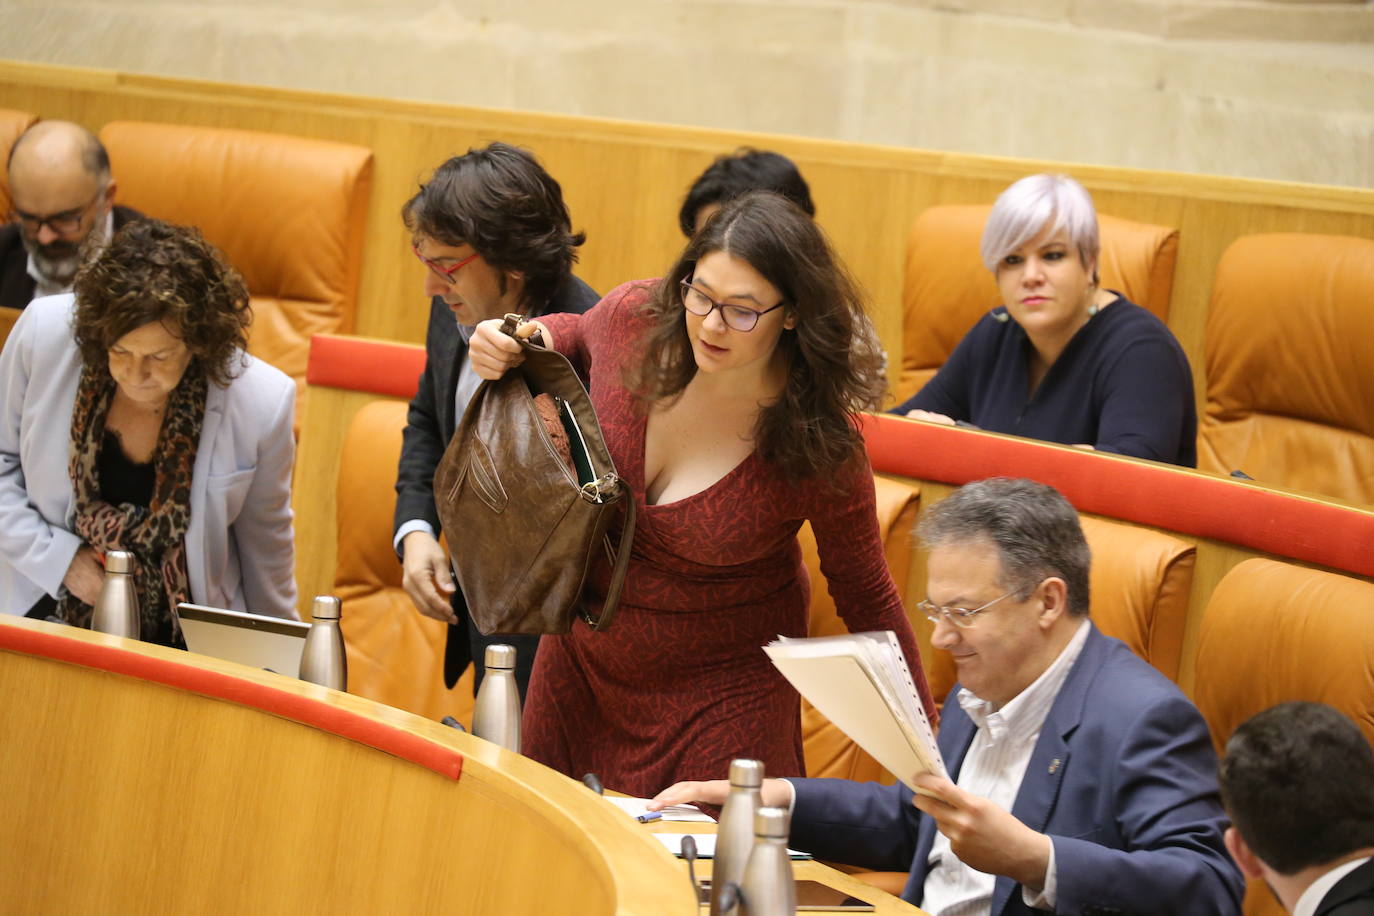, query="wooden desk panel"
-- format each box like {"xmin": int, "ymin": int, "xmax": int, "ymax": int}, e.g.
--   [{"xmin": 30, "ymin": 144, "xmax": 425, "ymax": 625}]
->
[{"xmin": 0, "ymin": 615, "xmax": 695, "ymax": 914}]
